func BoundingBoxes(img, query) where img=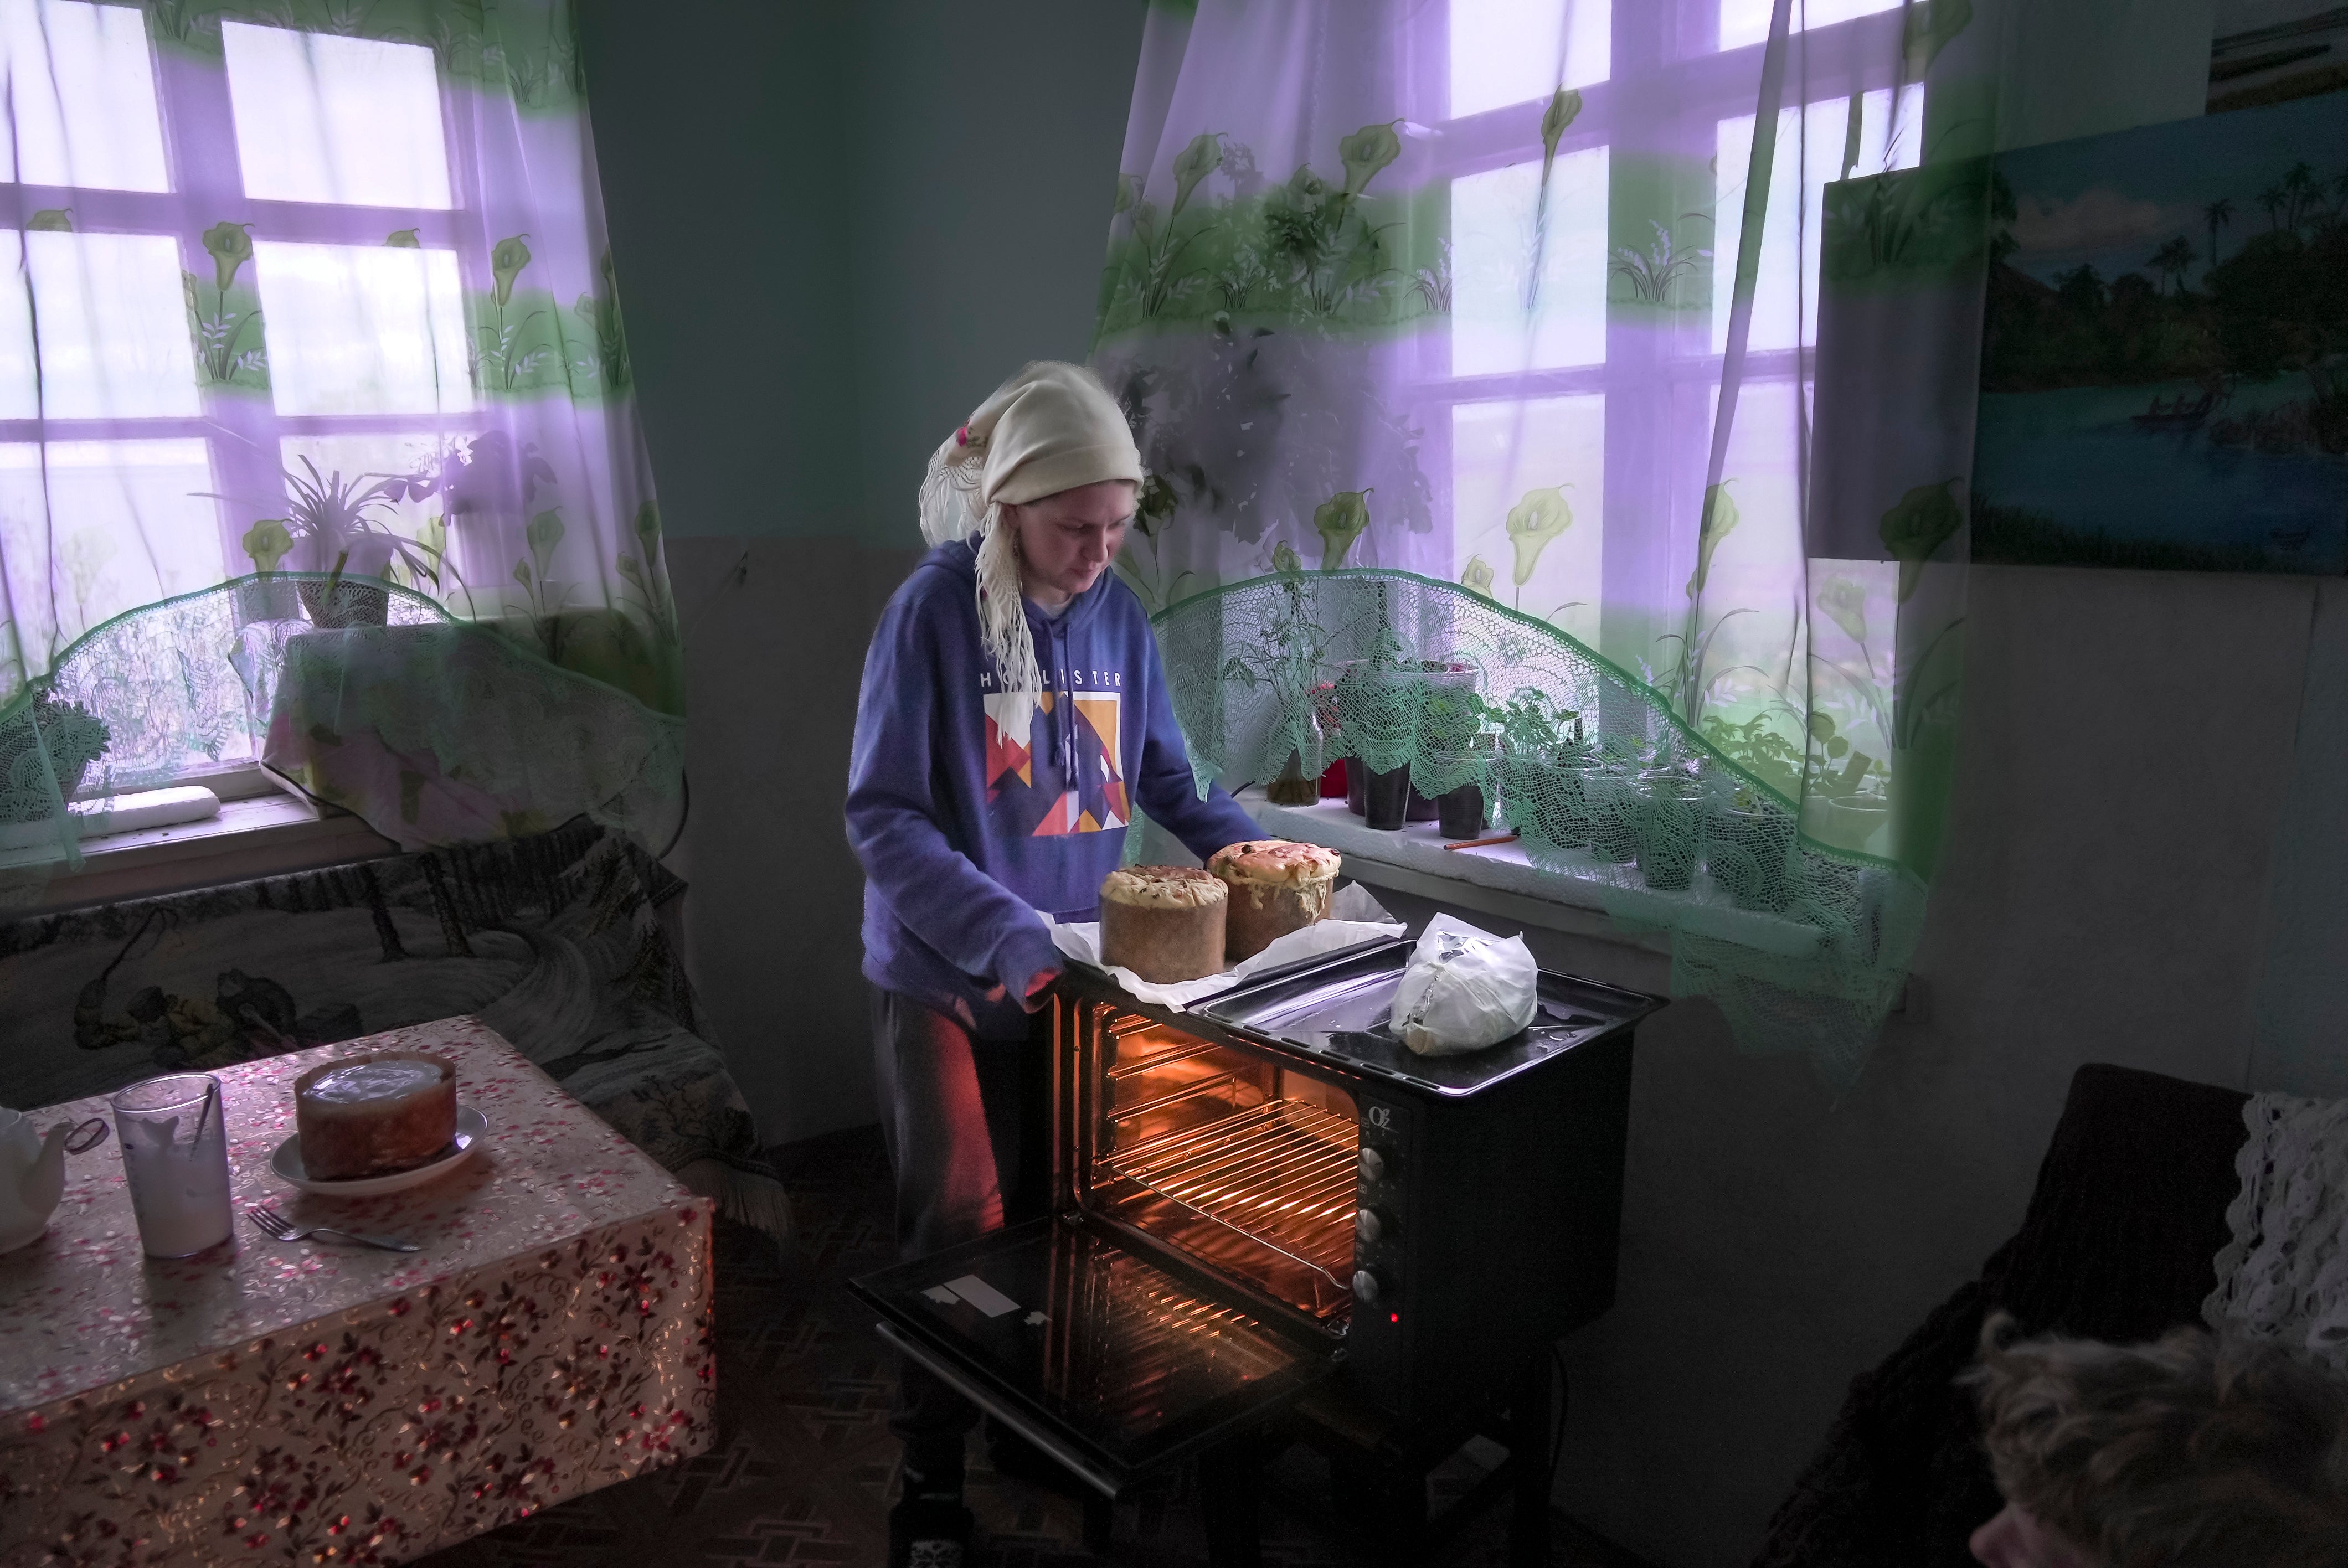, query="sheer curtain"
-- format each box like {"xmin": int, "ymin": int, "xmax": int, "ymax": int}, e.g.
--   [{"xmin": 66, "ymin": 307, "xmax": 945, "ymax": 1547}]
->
[
  {"xmin": 0, "ymin": 0, "xmax": 677, "ymax": 869},
  {"xmin": 1099, "ymin": 0, "xmax": 1992, "ymax": 1076}
]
